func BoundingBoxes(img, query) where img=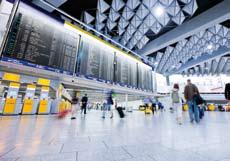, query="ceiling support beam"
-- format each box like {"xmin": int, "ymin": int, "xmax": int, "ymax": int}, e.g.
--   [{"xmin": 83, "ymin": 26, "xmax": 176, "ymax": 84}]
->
[
  {"xmin": 214, "ymin": 57, "xmax": 227, "ymax": 74},
  {"xmin": 223, "ymin": 58, "xmax": 230, "ymax": 74},
  {"xmin": 173, "ymin": 46, "xmax": 230, "ymax": 75},
  {"xmin": 32, "ymin": 0, "xmax": 68, "ymax": 12}
]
